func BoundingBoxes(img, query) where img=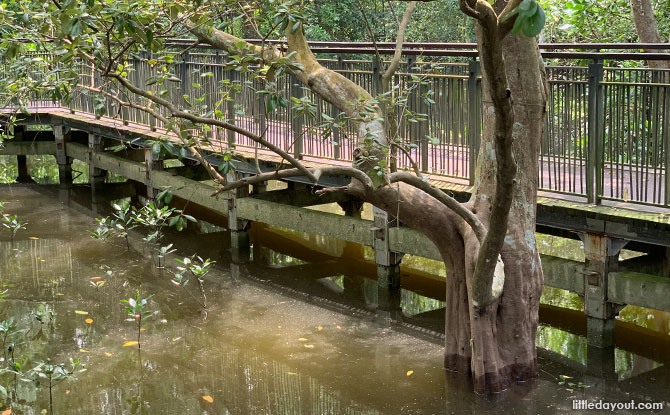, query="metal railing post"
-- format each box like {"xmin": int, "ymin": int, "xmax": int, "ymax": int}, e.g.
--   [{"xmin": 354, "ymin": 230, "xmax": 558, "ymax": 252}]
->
[
  {"xmin": 332, "ymin": 54, "xmax": 344, "ymax": 160},
  {"xmin": 467, "ymin": 60, "xmax": 481, "ymax": 186},
  {"xmin": 664, "ymin": 83, "xmax": 670, "ymax": 206},
  {"xmin": 587, "ymin": 61, "xmax": 604, "ymax": 204},
  {"xmin": 291, "ymin": 79, "xmax": 304, "ymax": 159},
  {"xmin": 227, "ymin": 67, "xmax": 238, "ymax": 149}
]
